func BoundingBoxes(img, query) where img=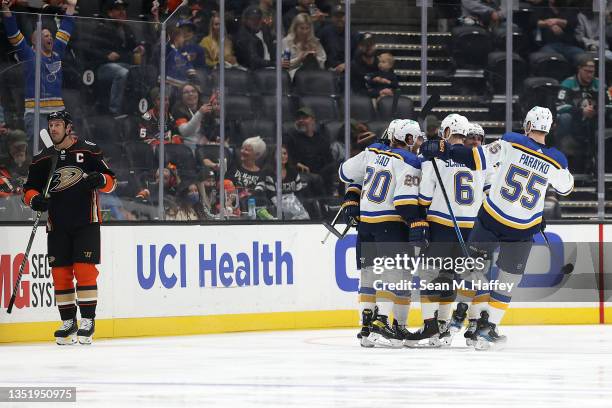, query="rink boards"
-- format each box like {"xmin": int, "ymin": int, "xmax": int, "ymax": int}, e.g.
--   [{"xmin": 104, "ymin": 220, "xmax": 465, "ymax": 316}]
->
[{"xmin": 0, "ymin": 223, "xmax": 610, "ymax": 342}]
